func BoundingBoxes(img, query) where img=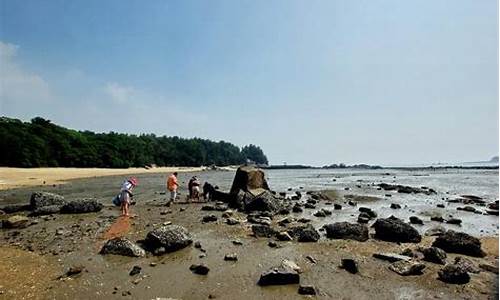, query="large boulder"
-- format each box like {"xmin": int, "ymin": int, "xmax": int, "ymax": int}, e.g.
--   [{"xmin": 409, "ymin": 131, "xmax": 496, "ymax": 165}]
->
[
  {"xmin": 373, "ymin": 217, "xmax": 421, "ymax": 243},
  {"xmin": 432, "ymin": 230, "xmax": 485, "ymax": 257},
  {"xmin": 244, "ymin": 190, "xmax": 287, "ymax": 213},
  {"xmin": 324, "ymin": 222, "xmax": 369, "ymax": 242},
  {"xmin": 230, "ymin": 165, "xmax": 270, "ymax": 195},
  {"xmin": 100, "ymin": 237, "xmax": 146, "ymax": 257},
  {"xmin": 145, "ymin": 225, "xmax": 193, "ymax": 253},
  {"xmin": 29, "ymin": 205, "xmax": 61, "ymax": 216},
  {"xmin": 30, "ymin": 192, "xmax": 66, "ymax": 209},
  {"xmin": 258, "ymin": 260, "xmax": 301, "ymax": 286},
  {"xmin": 421, "ymin": 247, "xmax": 447, "ymax": 265},
  {"xmin": 252, "ymin": 224, "xmax": 277, "ymax": 238},
  {"xmin": 60, "ymin": 199, "xmax": 103, "ymax": 214},
  {"xmin": 286, "ymin": 224, "xmax": 320, "ymax": 242},
  {"xmin": 438, "ymin": 264, "xmax": 470, "ymax": 284},
  {"xmin": 3, "ymin": 215, "xmax": 30, "ymax": 228}
]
